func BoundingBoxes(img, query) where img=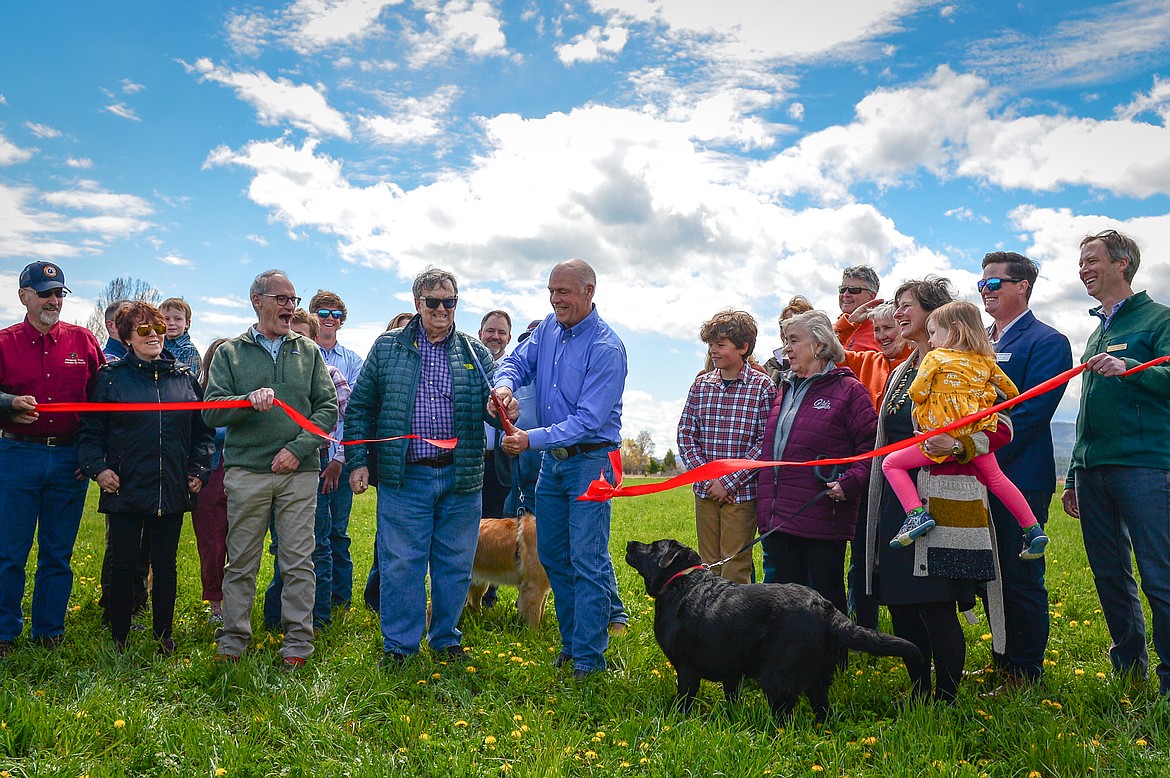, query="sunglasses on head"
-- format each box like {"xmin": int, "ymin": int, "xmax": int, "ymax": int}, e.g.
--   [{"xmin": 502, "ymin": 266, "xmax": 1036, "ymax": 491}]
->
[
  {"xmin": 316, "ymin": 308, "xmax": 344, "ymax": 319},
  {"xmin": 977, "ymin": 277, "xmax": 1024, "ymax": 293},
  {"xmin": 134, "ymin": 323, "xmax": 167, "ymax": 337},
  {"xmin": 421, "ymin": 296, "xmax": 458, "ymax": 310},
  {"xmin": 36, "ymin": 289, "xmax": 67, "ymax": 299},
  {"xmin": 838, "ymin": 286, "xmax": 874, "ymax": 295}
]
